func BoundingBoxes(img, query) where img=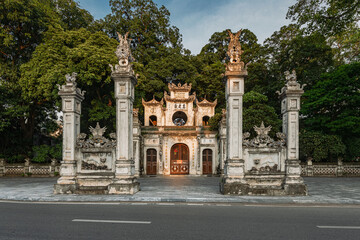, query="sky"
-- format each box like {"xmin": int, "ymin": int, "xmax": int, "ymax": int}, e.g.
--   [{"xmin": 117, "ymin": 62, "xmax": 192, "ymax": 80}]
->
[{"xmin": 77, "ymin": 0, "xmax": 297, "ymax": 55}]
